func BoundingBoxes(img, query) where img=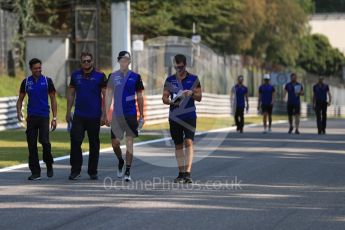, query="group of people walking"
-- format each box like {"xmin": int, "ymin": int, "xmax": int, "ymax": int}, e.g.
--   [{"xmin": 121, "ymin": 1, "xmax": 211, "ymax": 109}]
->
[
  {"xmin": 231, "ymin": 73, "xmax": 332, "ymax": 134},
  {"xmin": 16, "ymin": 51, "xmax": 331, "ymax": 183},
  {"xmin": 16, "ymin": 52, "xmax": 202, "ymax": 183}
]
